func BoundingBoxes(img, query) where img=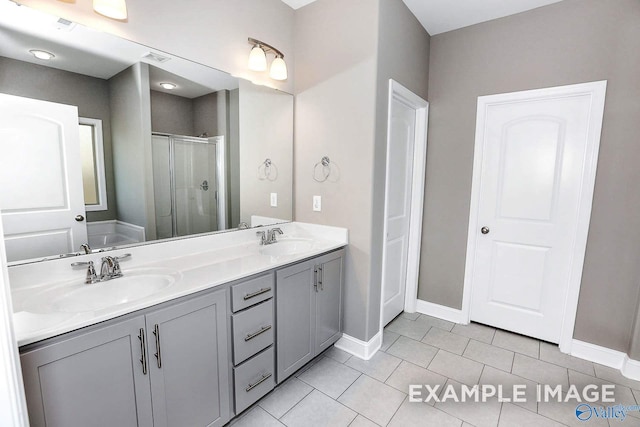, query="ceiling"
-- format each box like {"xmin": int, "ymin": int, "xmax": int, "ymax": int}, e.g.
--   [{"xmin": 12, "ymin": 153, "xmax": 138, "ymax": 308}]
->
[{"xmin": 280, "ymin": 0, "xmax": 563, "ymax": 35}]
